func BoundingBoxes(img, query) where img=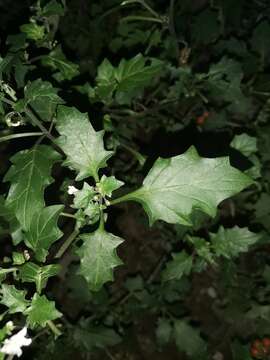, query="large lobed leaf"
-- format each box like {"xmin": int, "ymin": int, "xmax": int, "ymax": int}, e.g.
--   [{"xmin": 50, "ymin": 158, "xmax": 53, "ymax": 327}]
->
[
  {"xmin": 4, "ymin": 145, "xmax": 61, "ymax": 230},
  {"xmin": 77, "ymin": 229, "xmax": 123, "ymax": 291},
  {"xmin": 41, "ymin": 45, "xmax": 79, "ymax": 81},
  {"xmin": 56, "ymin": 106, "xmax": 113, "ymax": 181},
  {"xmin": 210, "ymin": 226, "xmax": 261, "ymax": 258},
  {"xmin": 0, "ymin": 284, "xmax": 29, "ymax": 314},
  {"xmin": 23, "ymin": 79, "xmax": 65, "ymax": 122},
  {"xmin": 162, "ymin": 251, "xmax": 193, "ymax": 282},
  {"xmin": 124, "ymin": 146, "xmax": 252, "ymax": 226},
  {"xmin": 174, "ymin": 320, "xmax": 207, "ymax": 358},
  {"xmin": 26, "ymin": 293, "xmax": 62, "ymax": 328},
  {"xmin": 19, "ymin": 262, "xmax": 61, "ymax": 293},
  {"xmin": 96, "ymin": 53, "xmax": 163, "ymax": 105},
  {"xmin": 24, "ymin": 205, "xmax": 64, "ymax": 262}
]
